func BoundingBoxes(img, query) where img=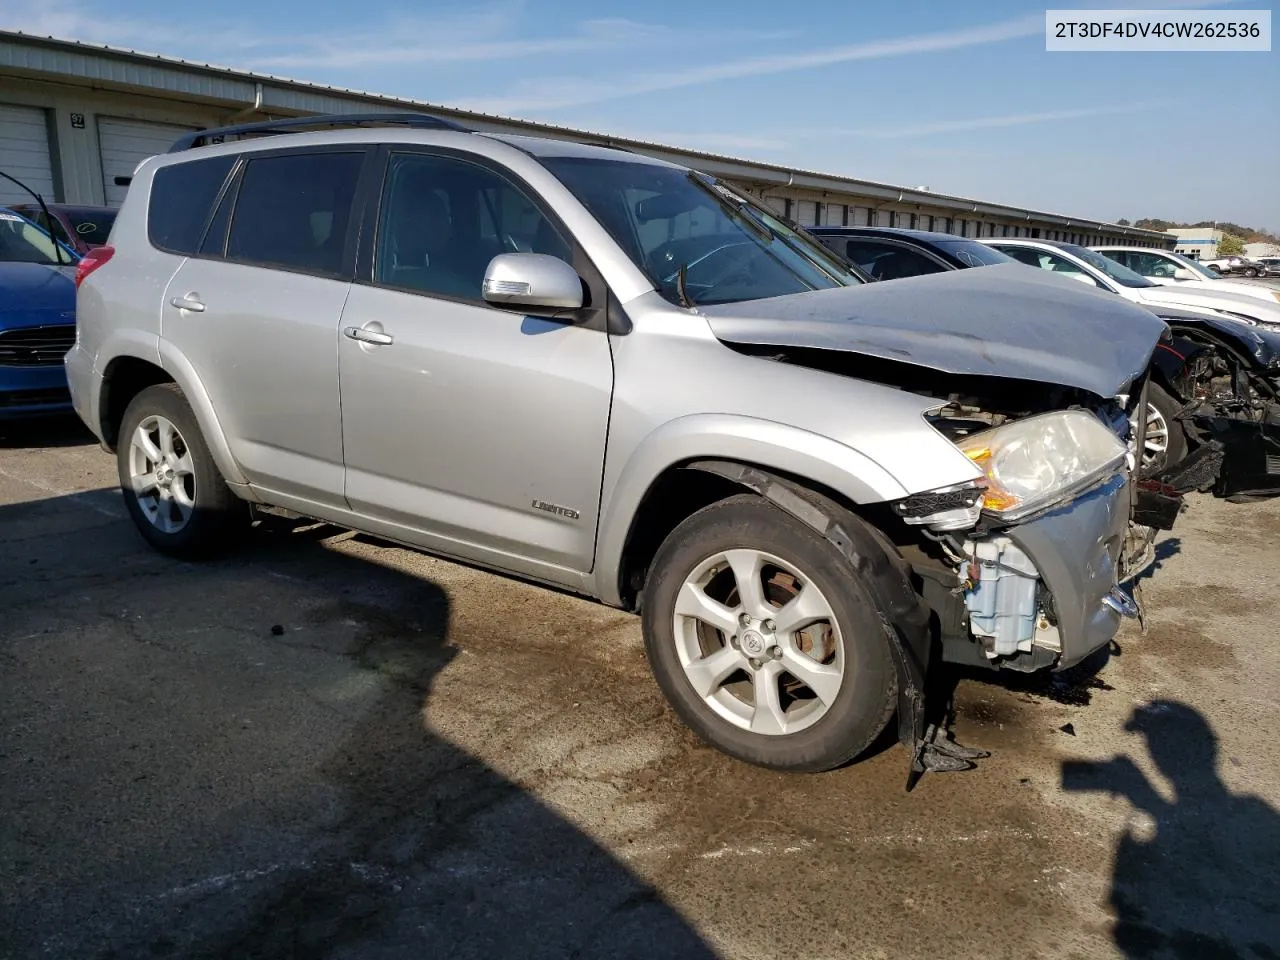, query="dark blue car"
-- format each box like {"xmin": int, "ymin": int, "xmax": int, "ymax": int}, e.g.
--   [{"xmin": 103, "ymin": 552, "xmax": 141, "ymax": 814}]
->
[{"xmin": 0, "ymin": 209, "xmax": 80, "ymax": 419}]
